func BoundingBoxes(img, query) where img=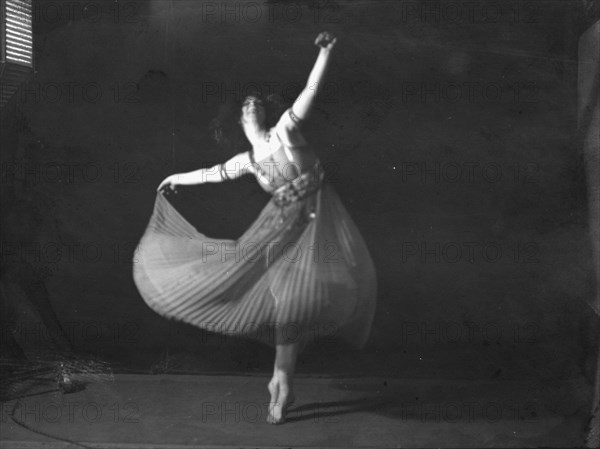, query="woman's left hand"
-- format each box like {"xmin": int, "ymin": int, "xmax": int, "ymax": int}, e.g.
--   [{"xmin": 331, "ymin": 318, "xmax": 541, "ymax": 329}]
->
[
  {"xmin": 315, "ymin": 31, "xmax": 337, "ymax": 51},
  {"xmin": 157, "ymin": 174, "xmax": 182, "ymax": 193}
]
